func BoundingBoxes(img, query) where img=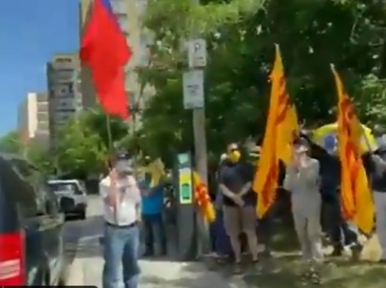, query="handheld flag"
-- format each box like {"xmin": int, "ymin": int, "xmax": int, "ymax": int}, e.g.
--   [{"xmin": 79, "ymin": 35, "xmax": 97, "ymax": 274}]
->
[
  {"xmin": 193, "ymin": 172, "xmax": 216, "ymax": 223},
  {"xmin": 80, "ymin": 0, "xmax": 131, "ymax": 119},
  {"xmin": 331, "ymin": 64, "xmax": 374, "ymax": 234},
  {"xmin": 253, "ymin": 45, "xmax": 298, "ymax": 218}
]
